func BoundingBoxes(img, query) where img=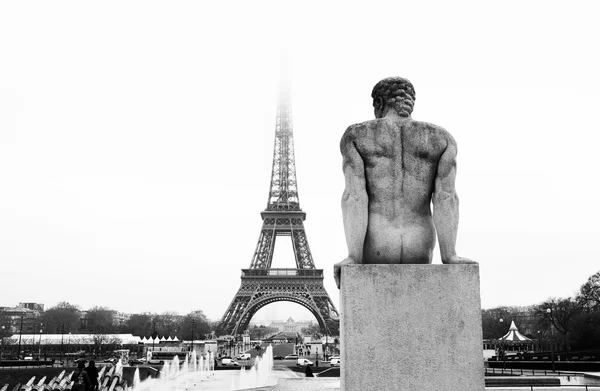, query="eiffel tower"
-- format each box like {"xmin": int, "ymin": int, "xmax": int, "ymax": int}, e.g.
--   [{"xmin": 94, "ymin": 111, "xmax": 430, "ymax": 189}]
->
[{"xmin": 217, "ymin": 65, "xmax": 339, "ymax": 337}]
